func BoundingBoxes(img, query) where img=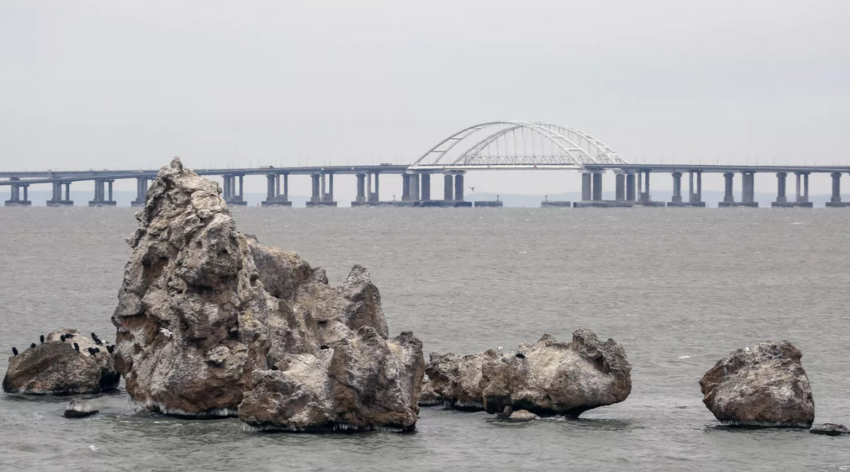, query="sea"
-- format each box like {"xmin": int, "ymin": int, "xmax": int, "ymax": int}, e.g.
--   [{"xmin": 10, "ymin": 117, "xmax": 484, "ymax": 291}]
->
[{"xmin": 1, "ymin": 207, "xmax": 848, "ymax": 471}]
